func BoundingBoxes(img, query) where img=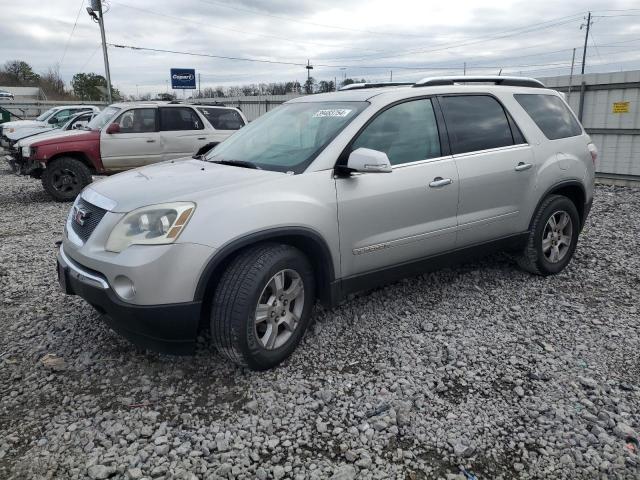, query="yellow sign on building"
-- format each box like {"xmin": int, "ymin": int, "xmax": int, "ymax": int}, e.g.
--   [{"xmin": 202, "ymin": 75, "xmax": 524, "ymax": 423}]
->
[{"xmin": 612, "ymin": 101, "xmax": 630, "ymax": 114}]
